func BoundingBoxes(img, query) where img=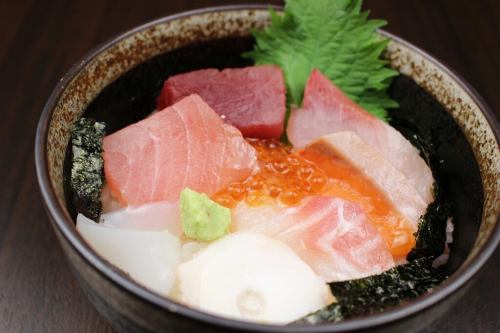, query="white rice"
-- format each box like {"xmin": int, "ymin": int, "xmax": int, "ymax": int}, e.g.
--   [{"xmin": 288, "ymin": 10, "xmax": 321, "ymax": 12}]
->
[{"xmin": 432, "ymin": 217, "xmax": 454, "ymax": 268}]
